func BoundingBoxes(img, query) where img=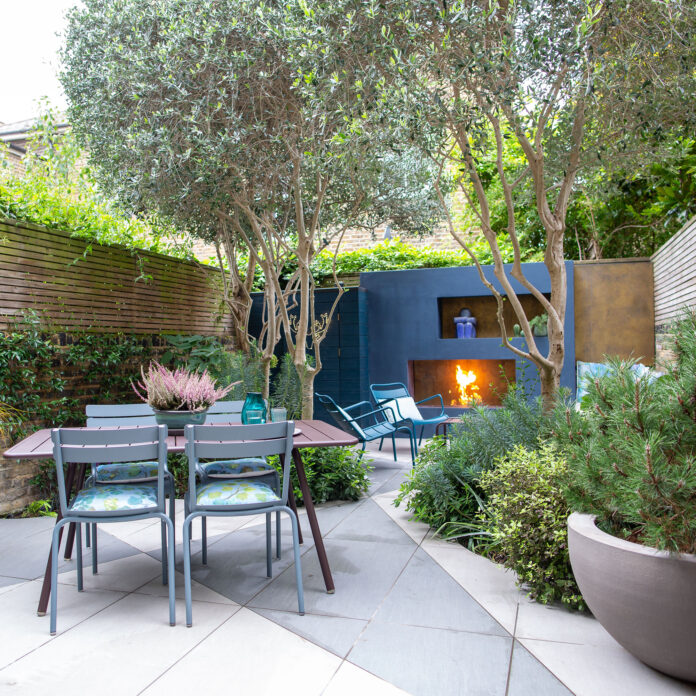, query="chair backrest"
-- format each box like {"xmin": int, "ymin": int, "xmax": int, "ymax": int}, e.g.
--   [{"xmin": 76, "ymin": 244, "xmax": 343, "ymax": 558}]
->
[
  {"xmin": 86, "ymin": 403, "xmax": 157, "ymax": 427},
  {"xmin": 51, "ymin": 426, "xmax": 168, "ymax": 517},
  {"xmin": 369, "ymin": 383, "xmax": 421, "ymax": 423},
  {"xmin": 87, "ymin": 400, "xmax": 248, "ymax": 426},
  {"xmin": 315, "ymin": 393, "xmax": 366, "ymax": 440},
  {"xmin": 184, "ymin": 422, "xmax": 295, "ymax": 508}
]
